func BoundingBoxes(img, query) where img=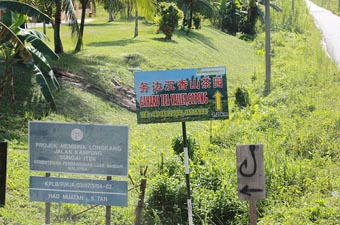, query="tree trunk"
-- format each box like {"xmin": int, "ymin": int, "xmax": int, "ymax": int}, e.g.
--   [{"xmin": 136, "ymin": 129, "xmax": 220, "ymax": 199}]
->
[
  {"xmin": 188, "ymin": 7, "xmax": 193, "ymax": 30},
  {"xmin": 108, "ymin": 0, "xmax": 114, "ymax": 22},
  {"xmin": 109, "ymin": 9, "xmax": 114, "ymax": 22},
  {"xmin": 134, "ymin": 179, "xmax": 147, "ymax": 225},
  {"xmin": 75, "ymin": 0, "xmax": 88, "ymax": 52},
  {"xmin": 54, "ymin": 0, "xmax": 64, "ymax": 54},
  {"xmin": 134, "ymin": 0, "xmax": 138, "ymax": 37}
]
